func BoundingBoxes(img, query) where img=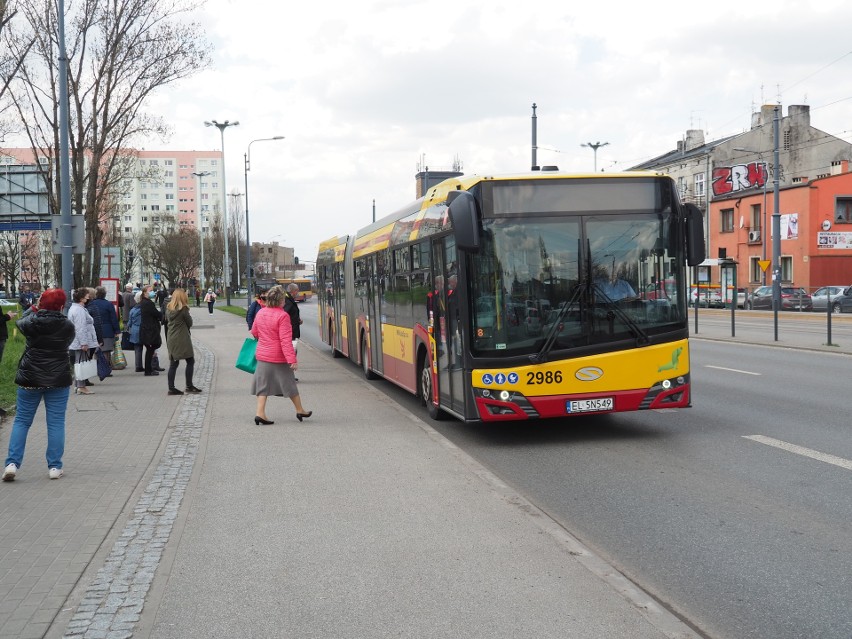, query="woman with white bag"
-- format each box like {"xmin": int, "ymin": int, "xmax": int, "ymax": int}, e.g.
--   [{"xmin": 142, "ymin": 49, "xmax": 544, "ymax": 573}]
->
[
  {"xmin": 2, "ymin": 289, "xmax": 76, "ymax": 482},
  {"xmin": 68, "ymin": 287, "xmax": 99, "ymax": 395}
]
